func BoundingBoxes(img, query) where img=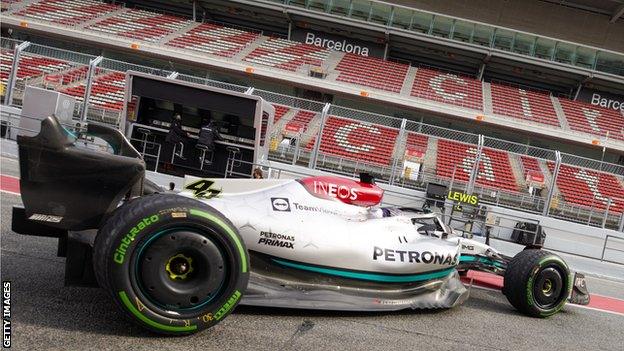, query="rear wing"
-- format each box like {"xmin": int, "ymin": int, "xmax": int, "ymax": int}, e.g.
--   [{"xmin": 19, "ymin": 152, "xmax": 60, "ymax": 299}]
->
[{"xmin": 16, "ymin": 116, "xmax": 146, "ymax": 231}]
